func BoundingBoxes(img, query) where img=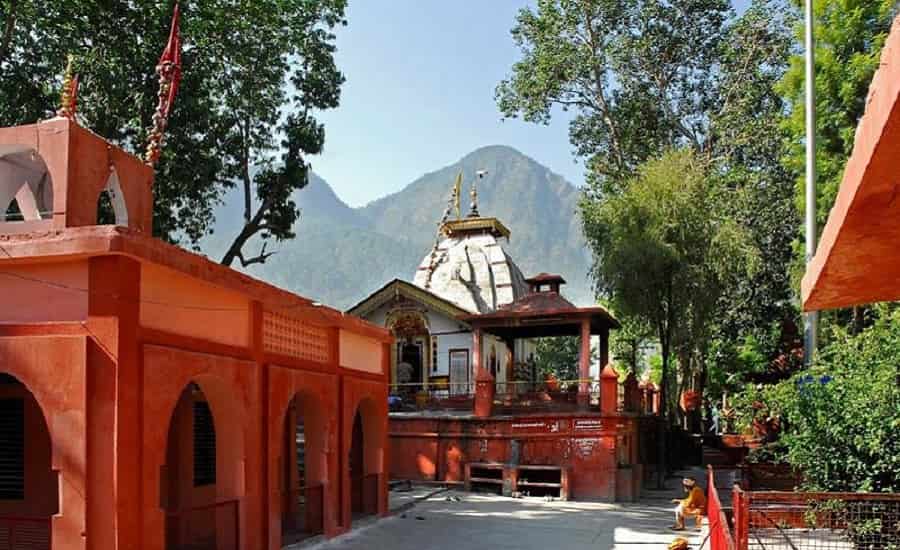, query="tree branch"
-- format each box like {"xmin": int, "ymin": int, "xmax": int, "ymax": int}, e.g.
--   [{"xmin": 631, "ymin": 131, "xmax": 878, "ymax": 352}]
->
[{"xmin": 235, "ymin": 241, "xmax": 275, "ymax": 267}]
